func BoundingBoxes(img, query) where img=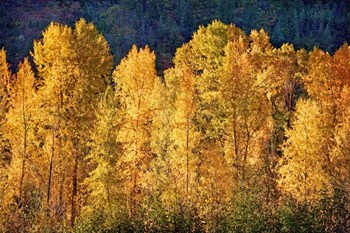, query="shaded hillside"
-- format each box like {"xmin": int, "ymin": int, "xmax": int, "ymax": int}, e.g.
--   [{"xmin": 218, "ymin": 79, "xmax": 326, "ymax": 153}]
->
[{"xmin": 0, "ymin": 0, "xmax": 349, "ymax": 71}]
